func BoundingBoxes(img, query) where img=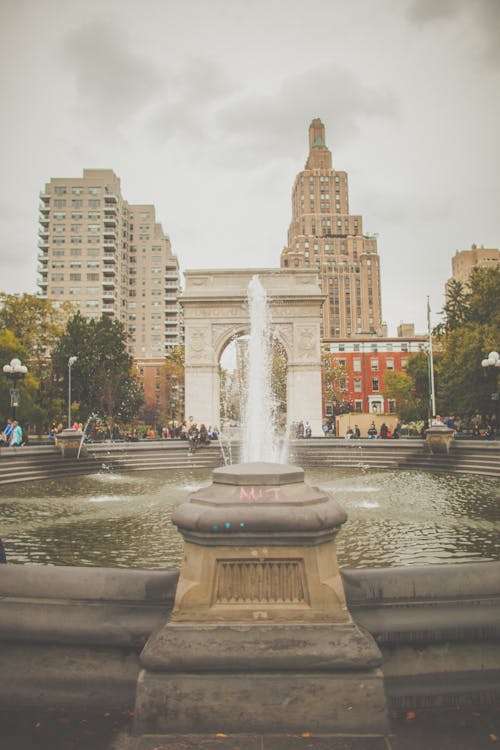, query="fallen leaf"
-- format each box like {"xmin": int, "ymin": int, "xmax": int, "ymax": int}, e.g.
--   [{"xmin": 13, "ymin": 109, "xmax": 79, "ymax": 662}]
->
[
  {"xmin": 406, "ymin": 712, "xmax": 416, "ymax": 720},
  {"xmin": 301, "ymin": 732, "xmax": 311, "ymax": 737},
  {"xmin": 34, "ymin": 722, "xmax": 41, "ymax": 729},
  {"xmin": 489, "ymin": 734, "xmax": 498, "ymax": 742},
  {"xmin": 215, "ymin": 733, "xmax": 227, "ymax": 737}
]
